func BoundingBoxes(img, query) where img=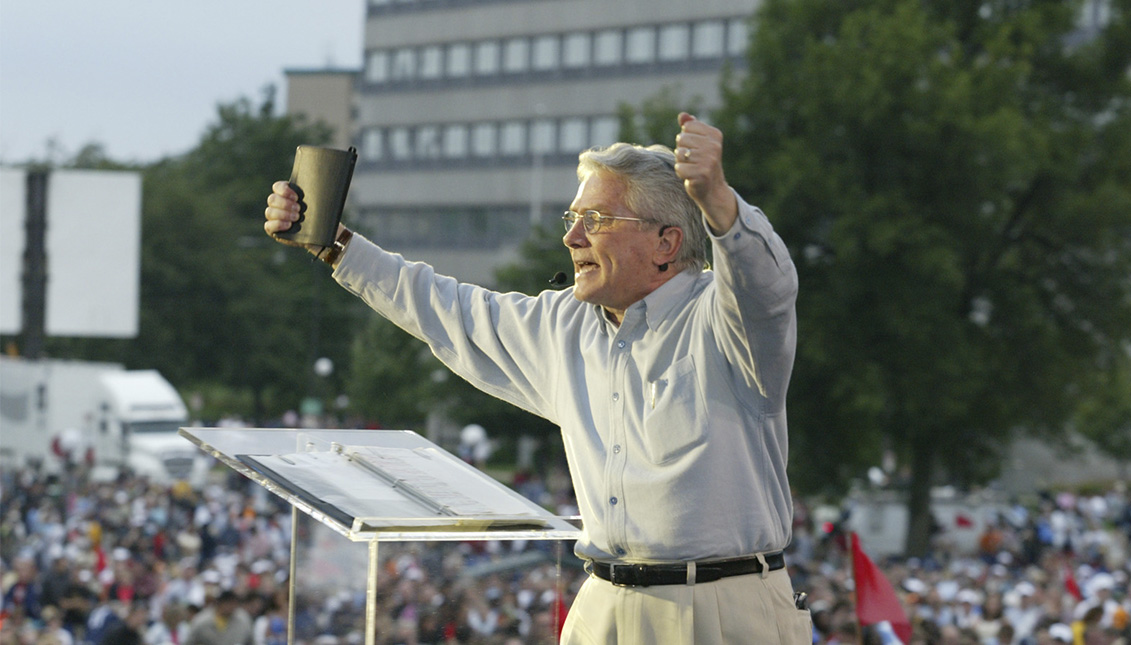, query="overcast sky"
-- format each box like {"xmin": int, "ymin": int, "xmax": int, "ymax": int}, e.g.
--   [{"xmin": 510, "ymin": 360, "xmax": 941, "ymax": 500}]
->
[{"xmin": 0, "ymin": 1, "xmax": 364, "ymax": 165}]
